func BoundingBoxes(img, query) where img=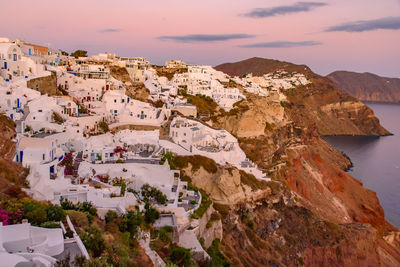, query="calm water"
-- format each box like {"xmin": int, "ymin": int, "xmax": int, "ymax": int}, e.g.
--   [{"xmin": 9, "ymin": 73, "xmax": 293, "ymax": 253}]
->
[{"xmin": 324, "ymin": 102, "xmax": 400, "ymax": 229}]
